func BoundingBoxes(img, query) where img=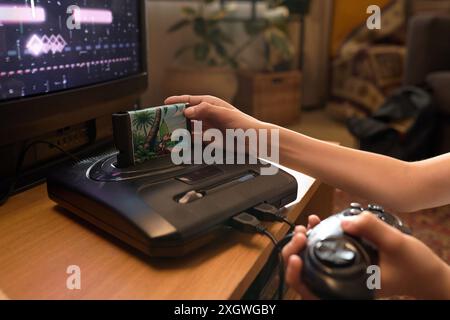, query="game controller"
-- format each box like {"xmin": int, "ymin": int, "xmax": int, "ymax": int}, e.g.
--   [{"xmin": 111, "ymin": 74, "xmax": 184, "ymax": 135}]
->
[{"xmin": 299, "ymin": 203, "xmax": 411, "ymax": 300}]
